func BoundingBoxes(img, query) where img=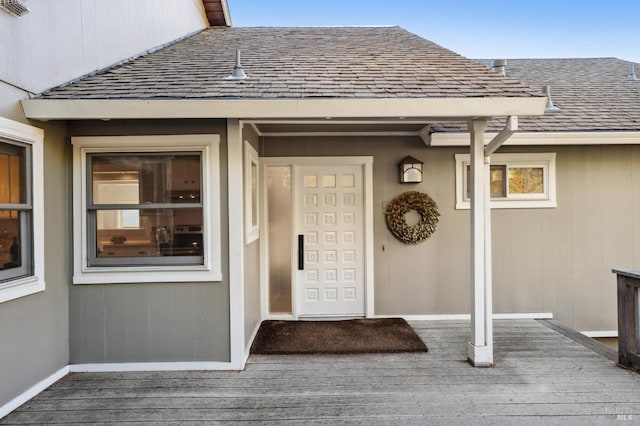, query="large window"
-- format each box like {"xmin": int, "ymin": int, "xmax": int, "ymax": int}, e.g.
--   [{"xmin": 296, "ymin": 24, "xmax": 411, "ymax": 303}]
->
[
  {"xmin": 455, "ymin": 153, "xmax": 557, "ymax": 209},
  {"xmin": 0, "ymin": 141, "xmax": 30, "ymax": 281},
  {"xmin": 72, "ymin": 135, "xmax": 221, "ymax": 284},
  {"xmin": 0, "ymin": 118, "xmax": 44, "ymax": 303}
]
